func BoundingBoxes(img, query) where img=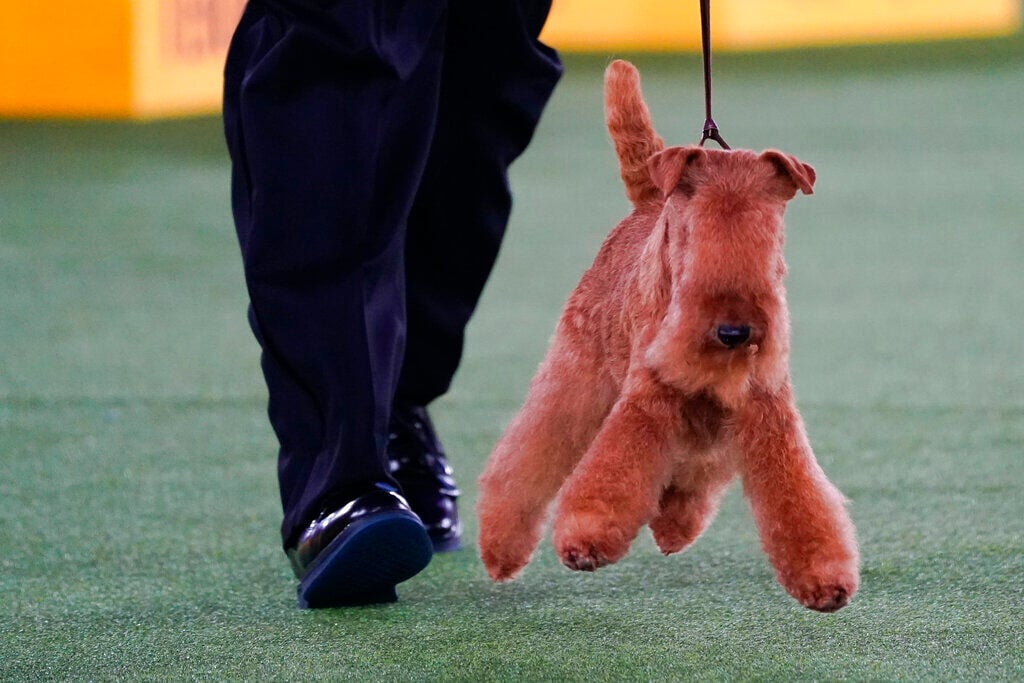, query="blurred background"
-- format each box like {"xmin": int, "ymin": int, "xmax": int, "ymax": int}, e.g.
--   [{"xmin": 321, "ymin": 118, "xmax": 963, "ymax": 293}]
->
[
  {"xmin": 1, "ymin": 1, "xmax": 1022, "ymax": 679},
  {"xmin": 0, "ymin": 0, "xmax": 1020, "ymax": 118}
]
